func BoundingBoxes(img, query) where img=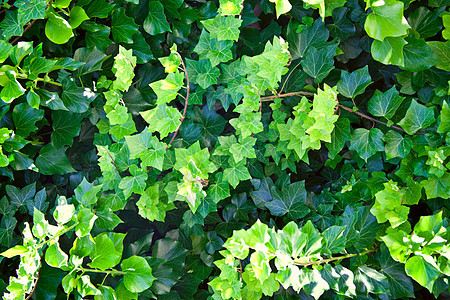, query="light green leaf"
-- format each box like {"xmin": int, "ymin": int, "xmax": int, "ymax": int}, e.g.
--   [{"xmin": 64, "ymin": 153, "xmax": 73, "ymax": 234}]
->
[
  {"xmin": 69, "ymin": 6, "xmax": 89, "ymax": 29},
  {"xmin": 45, "ymin": 13, "xmax": 74, "ymax": 44},
  {"xmin": 405, "ymin": 255, "xmax": 441, "ymax": 292},
  {"xmin": 337, "ymin": 66, "xmax": 372, "ymax": 98},
  {"xmin": 112, "ymin": 46, "xmax": 137, "ymax": 92},
  {"xmin": 229, "ymin": 136, "xmax": 256, "ymax": 163},
  {"xmin": 428, "ymin": 41, "xmax": 450, "ymax": 71},
  {"xmin": 364, "ymin": 2, "xmax": 410, "ymax": 41},
  {"xmin": 0, "ymin": 245, "xmax": 28, "ymax": 258},
  {"xmin": 122, "ymin": 256, "xmax": 156, "ymax": 293},
  {"xmin": 202, "ymin": 15, "xmax": 243, "ymax": 41},
  {"xmin": 322, "ymin": 226, "xmax": 346, "ymax": 254},
  {"xmin": 398, "ymin": 99, "xmax": 435, "ymax": 135},
  {"xmin": 223, "ymin": 157, "xmax": 251, "ymax": 188},
  {"xmin": 149, "ymin": 71, "xmax": 184, "ymax": 104},
  {"xmin": 140, "ymin": 104, "xmax": 181, "ymax": 139},
  {"xmin": 45, "ymin": 242, "xmax": 68, "ymax": 268},
  {"xmin": 88, "ymin": 233, "xmax": 122, "ymax": 270},
  {"xmin": 268, "ymin": 0, "xmax": 292, "ymax": 19},
  {"xmin": 349, "ymin": 128, "xmax": 384, "ymax": 162},
  {"xmin": 371, "ymin": 37, "xmax": 407, "ymax": 66},
  {"xmin": 0, "ymin": 70, "xmax": 26, "ymax": 103},
  {"xmin": 437, "ymin": 101, "xmax": 450, "ymax": 134},
  {"xmin": 421, "ymin": 173, "xmax": 450, "ymax": 200}
]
